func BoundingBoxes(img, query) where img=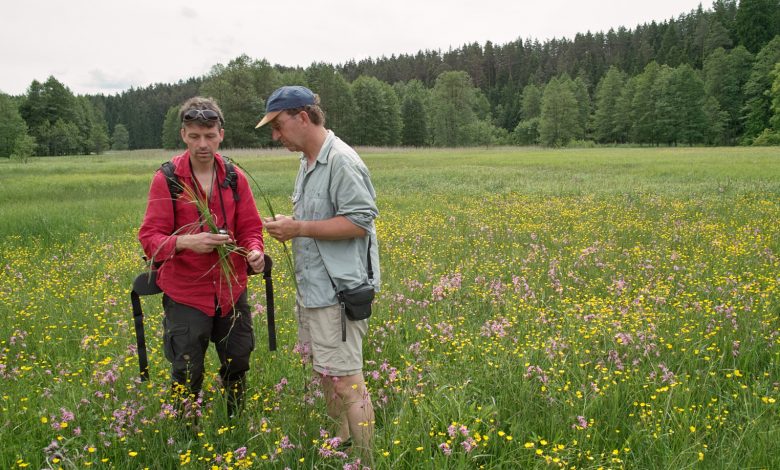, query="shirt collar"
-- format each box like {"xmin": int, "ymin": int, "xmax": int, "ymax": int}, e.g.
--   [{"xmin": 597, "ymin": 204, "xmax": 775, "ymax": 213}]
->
[{"xmin": 299, "ymin": 130, "xmax": 335, "ymax": 167}]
